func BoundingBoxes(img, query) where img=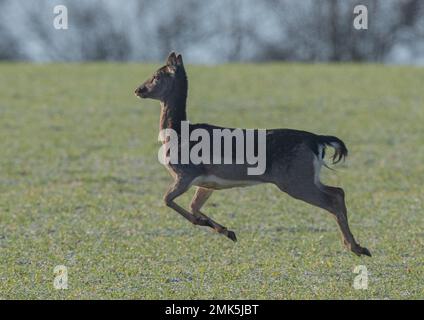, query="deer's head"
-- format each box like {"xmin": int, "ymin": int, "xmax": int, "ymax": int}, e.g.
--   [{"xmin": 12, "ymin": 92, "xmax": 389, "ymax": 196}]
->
[{"xmin": 135, "ymin": 52, "xmax": 185, "ymax": 101}]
